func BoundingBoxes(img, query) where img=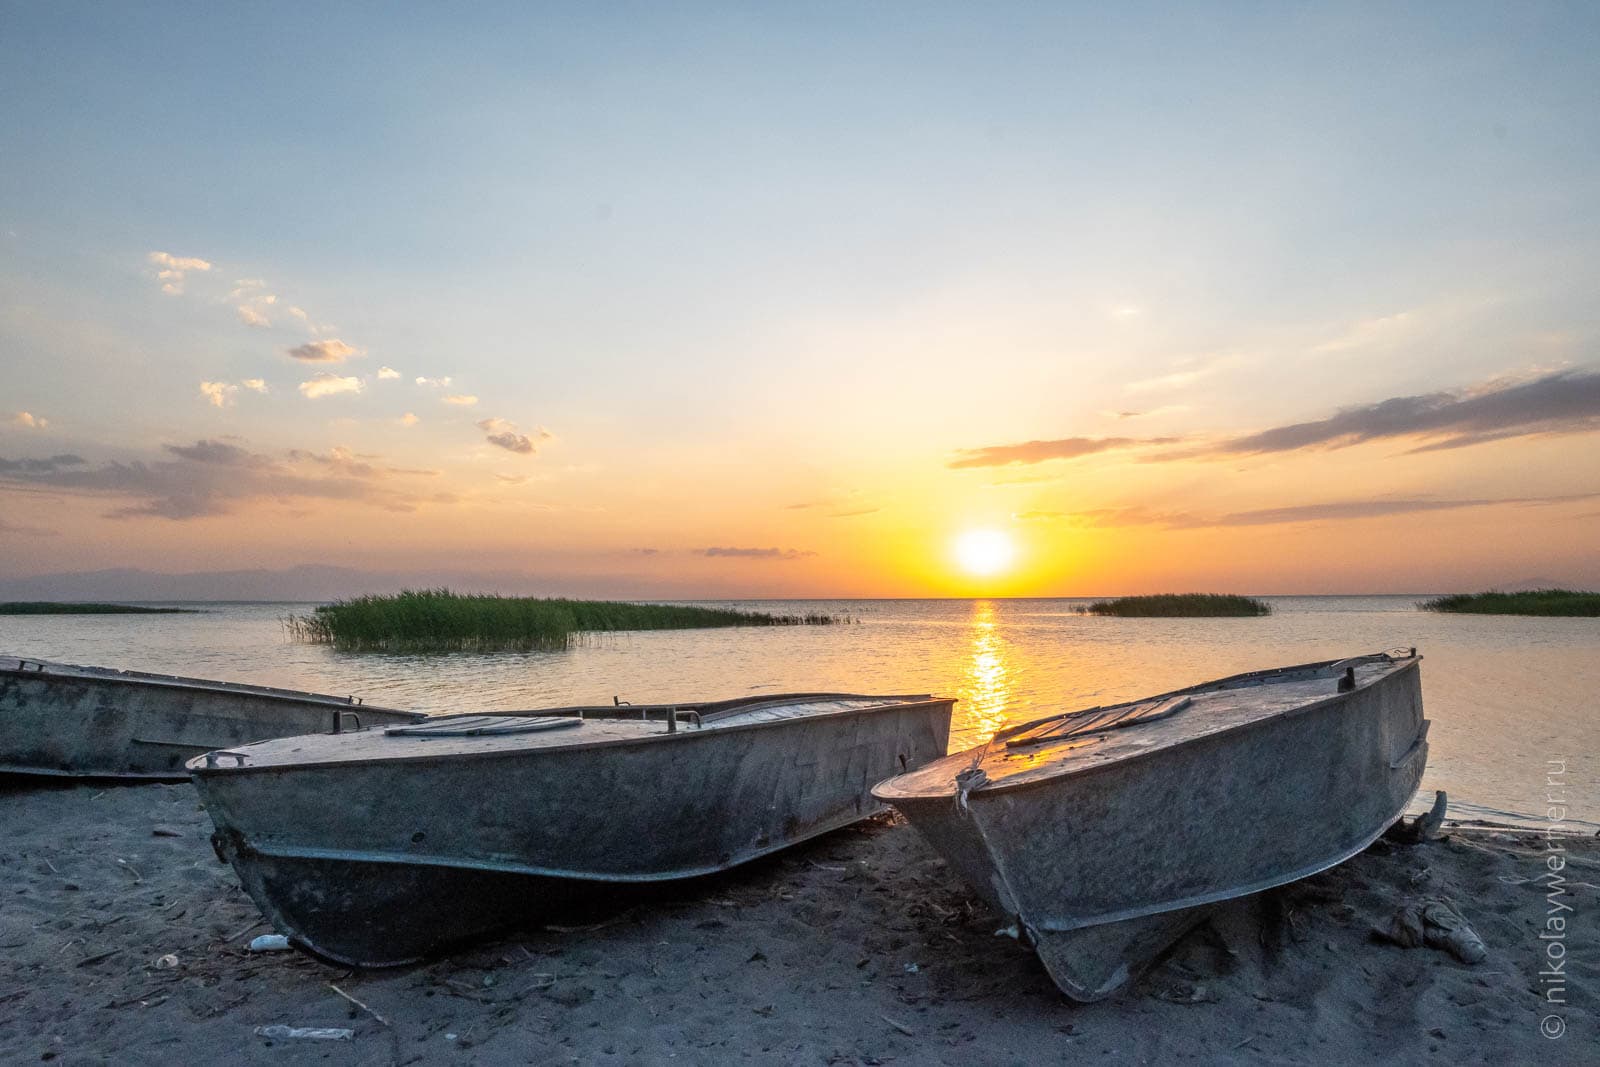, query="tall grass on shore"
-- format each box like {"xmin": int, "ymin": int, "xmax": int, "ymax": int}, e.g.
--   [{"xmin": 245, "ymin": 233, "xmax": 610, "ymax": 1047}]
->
[
  {"xmin": 0, "ymin": 602, "xmax": 195, "ymax": 615},
  {"xmin": 1080, "ymin": 593, "xmax": 1273, "ymax": 617},
  {"xmin": 285, "ymin": 589, "xmax": 843, "ymax": 652},
  {"xmin": 1418, "ymin": 590, "xmax": 1600, "ymax": 617}
]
